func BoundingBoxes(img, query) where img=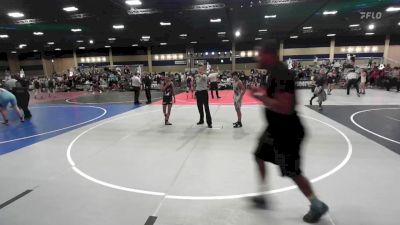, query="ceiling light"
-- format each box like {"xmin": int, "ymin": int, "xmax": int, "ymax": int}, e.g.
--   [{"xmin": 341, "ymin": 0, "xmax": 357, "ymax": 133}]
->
[
  {"xmin": 55, "ymin": 48, "xmax": 61, "ymax": 51},
  {"xmin": 89, "ymin": 40, "xmax": 94, "ymax": 44},
  {"xmin": 258, "ymin": 29, "xmax": 268, "ymax": 32},
  {"xmin": 222, "ymin": 39, "xmax": 229, "ymax": 42},
  {"xmin": 63, "ymin": 6, "xmax": 78, "ymax": 12},
  {"xmin": 11, "ymin": 51, "xmax": 17, "ymax": 54},
  {"xmin": 398, "ymin": 22, "xmax": 400, "ymax": 26},
  {"xmin": 19, "ymin": 44, "xmax": 27, "ymax": 49},
  {"xmin": 368, "ymin": 24, "xmax": 375, "ymax": 30},
  {"xmin": 179, "ymin": 34, "xmax": 187, "ymax": 37},
  {"xmin": 235, "ymin": 30, "xmax": 241, "ymax": 37},
  {"xmin": 76, "ymin": 40, "xmax": 84, "ymax": 43},
  {"xmin": 47, "ymin": 42, "xmax": 55, "ymax": 45},
  {"xmin": 290, "ymin": 35, "xmax": 299, "ymax": 39},
  {"xmin": 323, "ymin": 10, "xmax": 337, "ymax": 15},
  {"xmin": 217, "ymin": 32, "xmax": 226, "ymax": 35},
  {"xmin": 105, "ymin": 45, "xmax": 111, "ymax": 48},
  {"xmin": 349, "ymin": 24, "xmax": 360, "ymax": 27},
  {"xmin": 125, "ymin": 0, "xmax": 142, "ymax": 6},
  {"xmin": 33, "ymin": 32, "xmax": 44, "ymax": 36},
  {"xmin": 303, "ymin": 26, "xmax": 312, "ymax": 30},
  {"xmin": 142, "ymin": 35, "xmax": 150, "ymax": 39},
  {"xmin": 255, "ymin": 37, "xmax": 263, "ymax": 40},
  {"xmin": 205, "ymin": 52, "xmax": 209, "ymax": 56},
  {"xmin": 8, "ymin": 12, "xmax": 24, "ymax": 18},
  {"xmin": 78, "ymin": 47, "xmax": 85, "ymax": 50},
  {"xmin": 0, "ymin": 34, "xmax": 9, "ymax": 39},
  {"xmin": 132, "ymin": 44, "xmax": 138, "ymax": 47},
  {"xmin": 113, "ymin": 25, "xmax": 125, "ymax": 29},
  {"xmin": 210, "ymin": 18, "xmax": 221, "ymax": 23},
  {"xmin": 365, "ymin": 32, "xmax": 375, "ymax": 35},
  {"xmin": 211, "ymin": 52, "xmax": 215, "ymax": 55},
  {"xmin": 108, "ymin": 38, "xmax": 116, "ymax": 41},
  {"xmin": 71, "ymin": 28, "xmax": 82, "ymax": 32},
  {"xmin": 386, "ymin": 6, "xmax": 400, "ymax": 12},
  {"xmin": 190, "ymin": 41, "xmax": 198, "ymax": 44},
  {"xmin": 327, "ymin": 34, "xmax": 336, "ymax": 37},
  {"xmin": 160, "ymin": 22, "xmax": 171, "ymax": 26},
  {"xmin": 160, "ymin": 42, "xmax": 167, "ymax": 45},
  {"xmin": 33, "ymin": 50, "xmax": 38, "ymax": 52},
  {"xmin": 264, "ymin": 15, "xmax": 277, "ymax": 18}
]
